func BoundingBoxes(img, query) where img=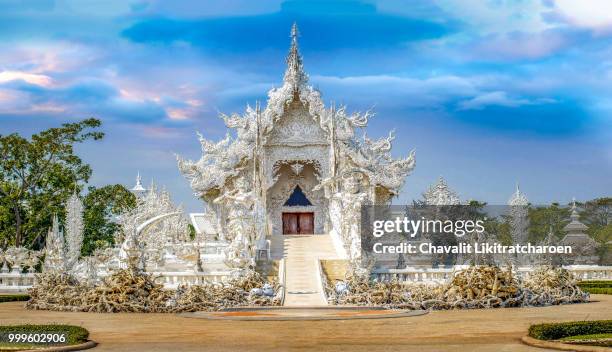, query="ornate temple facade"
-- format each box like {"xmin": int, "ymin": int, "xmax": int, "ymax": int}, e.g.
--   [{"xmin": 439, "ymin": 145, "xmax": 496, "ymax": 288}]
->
[{"xmin": 177, "ymin": 24, "xmax": 416, "ymax": 267}]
